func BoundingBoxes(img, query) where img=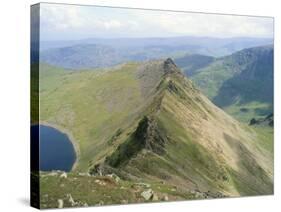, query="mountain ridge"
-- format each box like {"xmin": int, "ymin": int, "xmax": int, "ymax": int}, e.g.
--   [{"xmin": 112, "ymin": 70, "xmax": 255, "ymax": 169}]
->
[
  {"xmin": 37, "ymin": 58, "xmax": 273, "ymax": 203},
  {"xmin": 80, "ymin": 58, "xmax": 273, "ymax": 196}
]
